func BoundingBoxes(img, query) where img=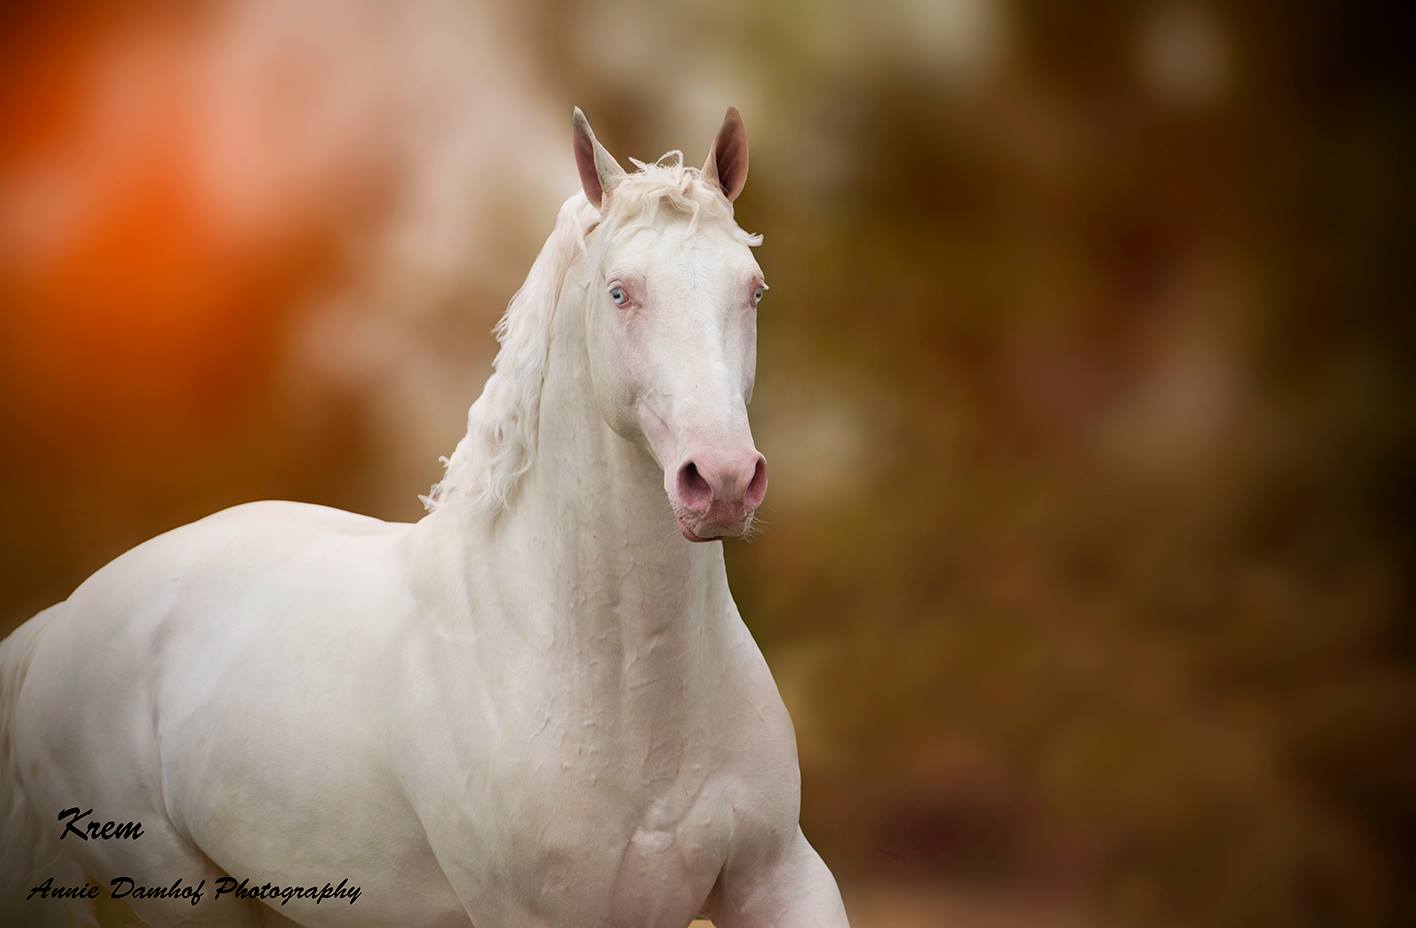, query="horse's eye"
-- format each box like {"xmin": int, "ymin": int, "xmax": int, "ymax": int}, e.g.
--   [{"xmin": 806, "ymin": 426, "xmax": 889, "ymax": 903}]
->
[
  {"xmin": 609, "ymin": 285, "xmax": 628, "ymax": 306},
  {"xmin": 752, "ymin": 286, "xmax": 766, "ymax": 304}
]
